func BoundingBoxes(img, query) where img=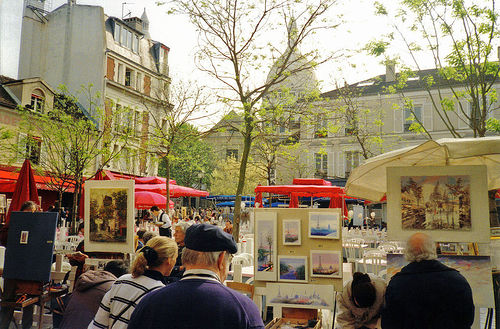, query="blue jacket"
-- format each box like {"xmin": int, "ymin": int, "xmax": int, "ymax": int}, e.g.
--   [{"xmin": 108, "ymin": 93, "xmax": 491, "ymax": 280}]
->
[
  {"xmin": 382, "ymin": 259, "xmax": 474, "ymax": 329},
  {"xmin": 128, "ymin": 278, "xmax": 265, "ymax": 329}
]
